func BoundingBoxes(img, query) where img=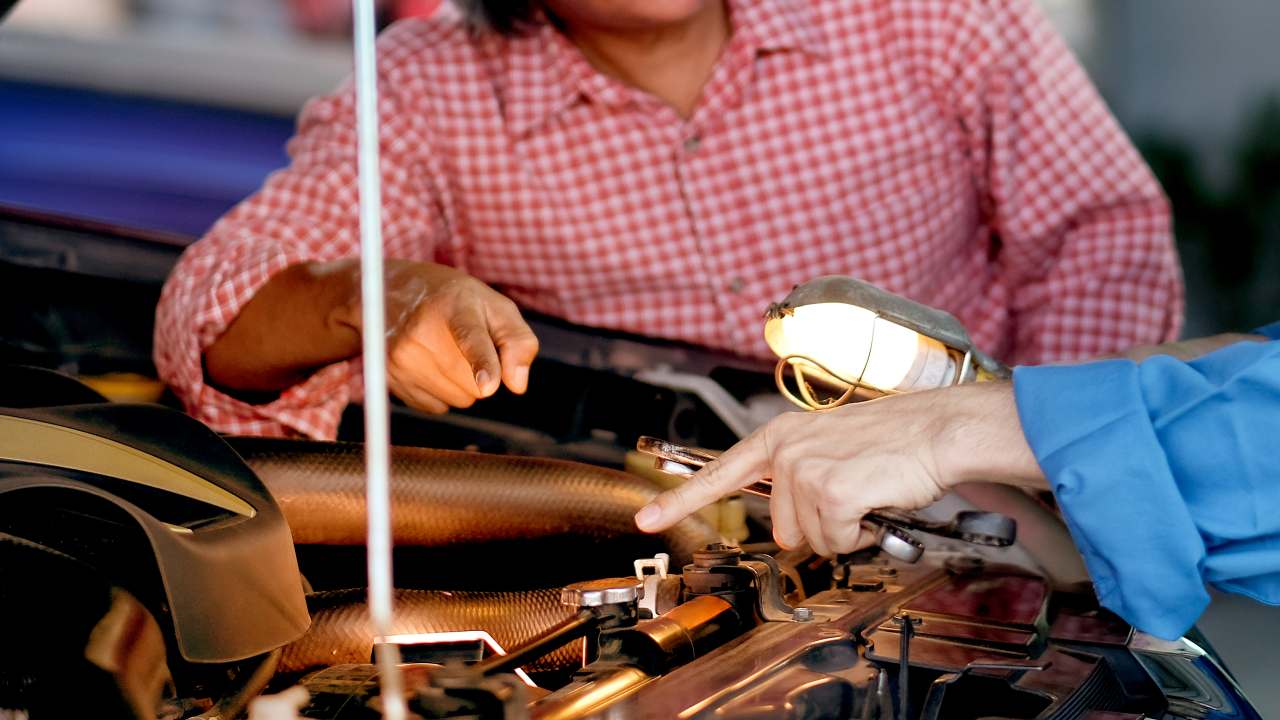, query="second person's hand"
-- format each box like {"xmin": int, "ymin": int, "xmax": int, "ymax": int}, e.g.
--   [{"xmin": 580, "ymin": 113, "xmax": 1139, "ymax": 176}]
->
[
  {"xmin": 340, "ymin": 260, "xmax": 540, "ymax": 414},
  {"xmin": 633, "ymin": 382, "xmax": 1047, "ymax": 556}
]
